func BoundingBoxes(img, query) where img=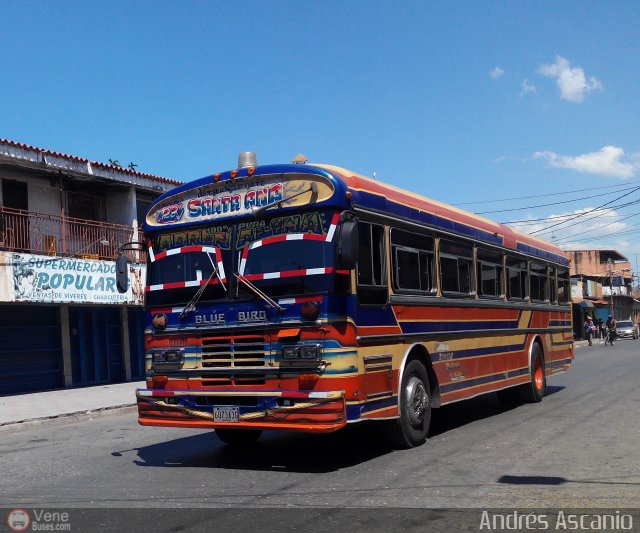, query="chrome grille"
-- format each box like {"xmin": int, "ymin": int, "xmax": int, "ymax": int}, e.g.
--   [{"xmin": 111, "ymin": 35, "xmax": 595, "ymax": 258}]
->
[{"xmin": 201, "ymin": 335, "xmax": 268, "ymax": 368}]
